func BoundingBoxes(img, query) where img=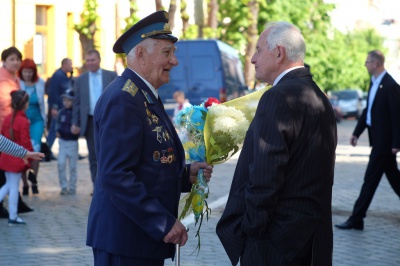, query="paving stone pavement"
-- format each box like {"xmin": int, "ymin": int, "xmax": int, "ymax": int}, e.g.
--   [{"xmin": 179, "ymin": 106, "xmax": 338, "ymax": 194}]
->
[{"xmin": 0, "ymin": 120, "xmax": 399, "ymax": 266}]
